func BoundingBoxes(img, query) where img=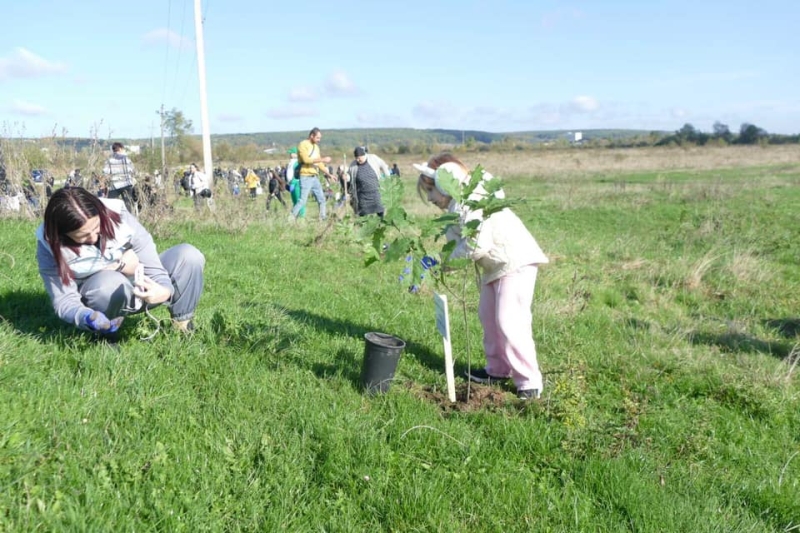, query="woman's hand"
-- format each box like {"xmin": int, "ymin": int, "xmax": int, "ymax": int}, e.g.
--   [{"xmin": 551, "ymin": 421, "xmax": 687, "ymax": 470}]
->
[
  {"xmin": 119, "ymin": 249, "xmax": 140, "ymax": 275},
  {"xmin": 133, "ymin": 275, "xmax": 172, "ymax": 305},
  {"xmin": 106, "ymin": 249, "xmax": 140, "ymax": 276}
]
